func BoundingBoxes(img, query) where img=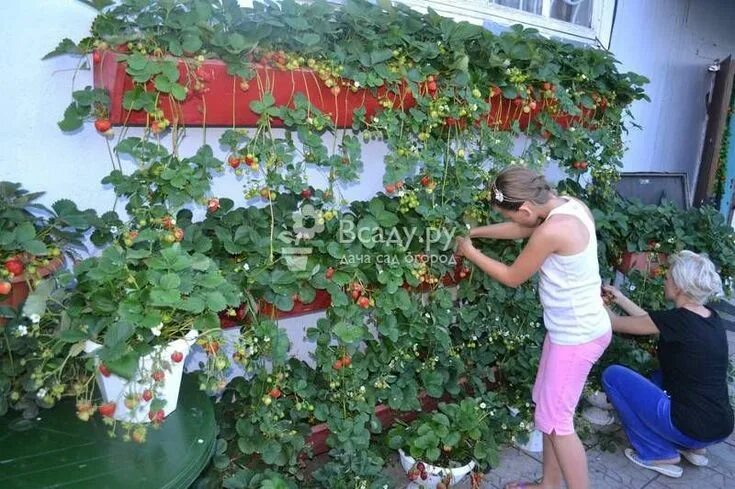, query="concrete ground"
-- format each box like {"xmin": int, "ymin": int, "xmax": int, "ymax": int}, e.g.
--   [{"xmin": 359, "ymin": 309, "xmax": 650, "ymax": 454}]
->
[{"xmin": 383, "ymin": 328, "xmax": 735, "ymax": 489}]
